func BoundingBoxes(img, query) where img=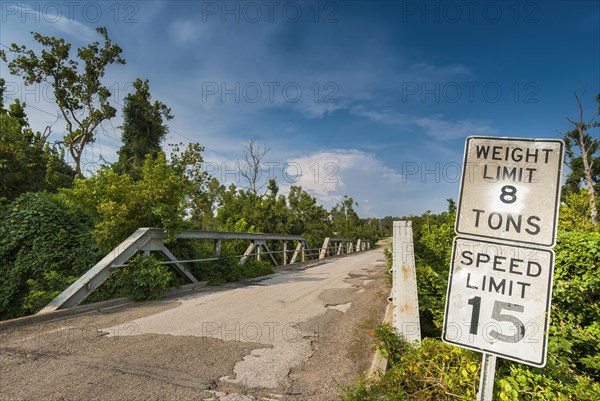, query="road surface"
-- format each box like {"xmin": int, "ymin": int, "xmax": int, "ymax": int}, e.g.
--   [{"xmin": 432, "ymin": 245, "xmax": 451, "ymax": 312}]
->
[{"xmin": 0, "ymin": 248, "xmax": 388, "ymax": 401}]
